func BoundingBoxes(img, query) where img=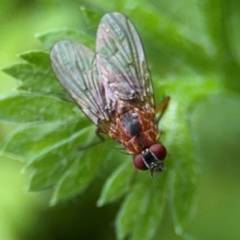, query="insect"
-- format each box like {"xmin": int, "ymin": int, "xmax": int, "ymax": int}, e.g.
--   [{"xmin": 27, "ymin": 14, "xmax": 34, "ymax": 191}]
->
[{"xmin": 50, "ymin": 12, "xmax": 170, "ymax": 176}]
